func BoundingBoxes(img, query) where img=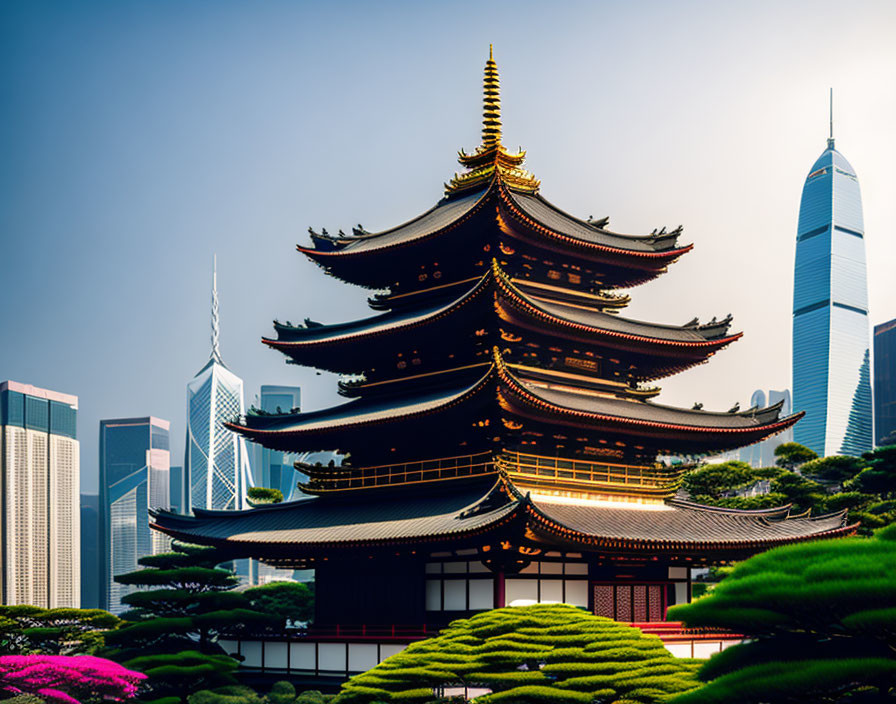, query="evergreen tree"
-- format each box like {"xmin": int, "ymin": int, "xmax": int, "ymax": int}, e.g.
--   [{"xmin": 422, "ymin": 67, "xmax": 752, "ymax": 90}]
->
[
  {"xmin": 773, "ymin": 442, "xmax": 818, "ymax": 471},
  {"xmin": 800, "ymin": 455, "xmax": 867, "ymax": 485},
  {"xmin": 0, "ymin": 606, "xmax": 120, "ymax": 655},
  {"xmin": 104, "ymin": 542, "xmax": 276, "ymax": 704},
  {"xmin": 668, "ymin": 525, "xmax": 896, "ymax": 703},
  {"xmin": 244, "ymin": 582, "xmax": 314, "ymax": 627}
]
